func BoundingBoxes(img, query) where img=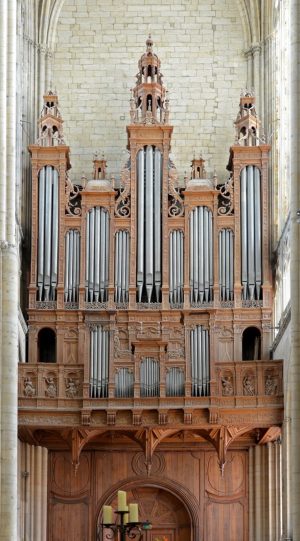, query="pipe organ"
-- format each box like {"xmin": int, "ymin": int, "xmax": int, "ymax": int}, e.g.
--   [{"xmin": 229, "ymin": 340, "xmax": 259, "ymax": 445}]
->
[
  {"xmin": 64, "ymin": 229, "xmax": 80, "ymax": 302},
  {"xmin": 37, "ymin": 165, "xmax": 59, "ymax": 301},
  {"xmin": 190, "ymin": 325, "xmax": 210, "ymax": 397},
  {"xmin": 189, "ymin": 206, "xmax": 213, "ymax": 304},
  {"xmin": 89, "ymin": 325, "xmax": 109, "ymax": 398},
  {"xmin": 140, "ymin": 357, "xmax": 160, "ymax": 397},
  {"xmin": 23, "ymin": 46, "xmax": 282, "ymax": 541},
  {"xmin": 240, "ymin": 165, "xmax": 262, "ymax": 300},
  {"xmin": 169, "ymin": 229, "xmax": 184, "ymax": 305},
  {"xmin": 136, "ymin": 146, "xmax": 162, "ymax": 303},
  {"xmin": 219, "ymin": 228, "xmax": 234, "ymax": 301},
  {"xmin": 114, "ymin": 230, "xmax": 129, "ymax": 304},
  {"xmin": 85, "ymin": 206, "xmax": 109, "ymax": 302}
]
